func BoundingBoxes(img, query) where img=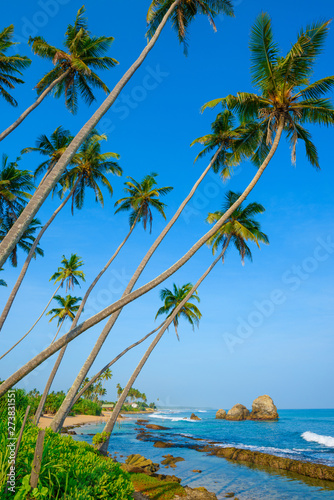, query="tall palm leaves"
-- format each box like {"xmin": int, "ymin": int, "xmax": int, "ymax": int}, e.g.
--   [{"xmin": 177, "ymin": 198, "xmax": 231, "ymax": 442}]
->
[
  {"xmin": 0, "ymin": 7, "xmax": 117, "ymax": 142},
  {"xmin": 115, "ymin": 173, "xmax": 173, "ymax": 232},
  {"xmin": 147, "ymin": 0, "xmax": 234, "ymax": 53},
  {"xmin": 156, "ymin": 283, "xmax": 201, "ymax": 339},
  {"xmin": 0, "ymin": 268, "xmax": 6, "ymax": 287},
  {"xmin": 207, "ymin": 191, "xmax": 269, "ymax": 262},
  {"xmin": 0, "ymin": 215, "xmax": 43, "ymax": 267},
  {"xmin": 203, "ymin": 15, "xmax": 334, "ymax": 167},
  {"xmin": 0, "ymin": 25, "xmax": 31, "ymax": 106},
  {"xmin": 50, "ymin": 254, "xmax": 85, "ymax": 292},
  {"xmin": 0, "ymin": 155, "xmax": 35, "ymax": 219},
  {"xmin": 47, "ymin": 295, "xmax": 81, "ymax": 343},
  {"xmin": 29, "ymin": 6, "xmax": 118, "ymax": 114}
]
